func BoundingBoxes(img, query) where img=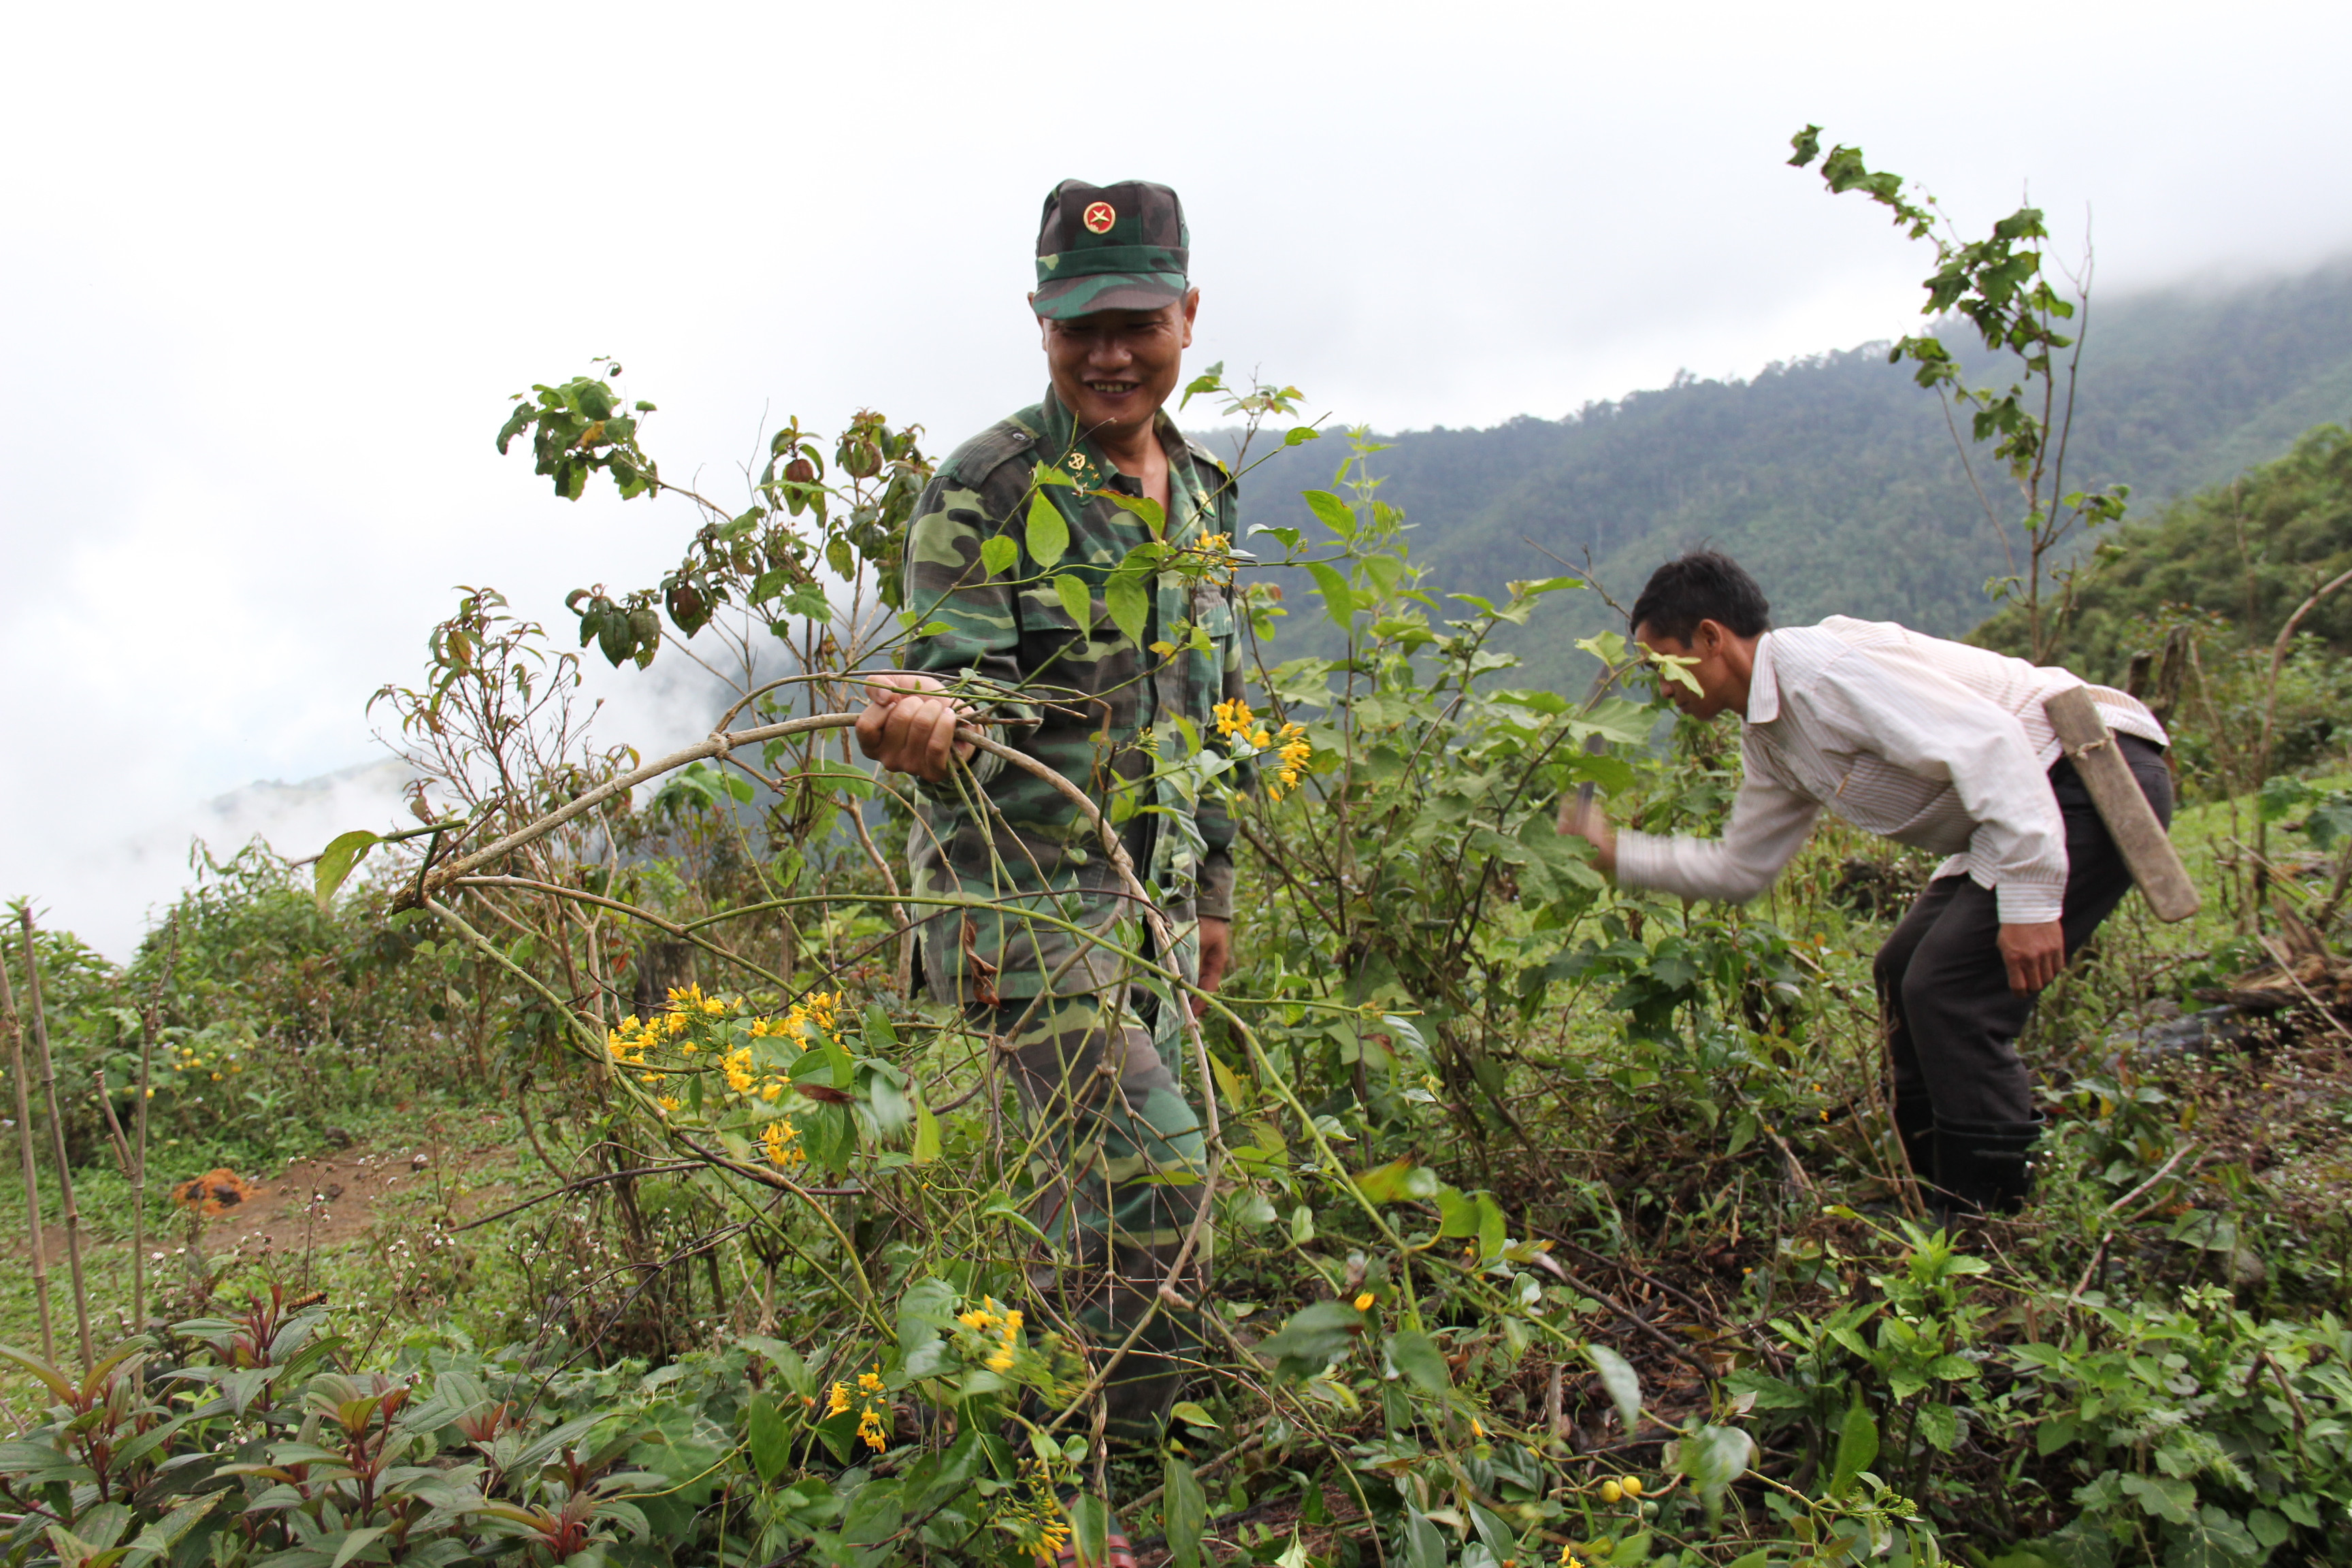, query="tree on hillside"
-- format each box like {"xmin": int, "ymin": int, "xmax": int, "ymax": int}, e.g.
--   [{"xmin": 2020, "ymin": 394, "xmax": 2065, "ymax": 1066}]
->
[{"xmin": 1788, "ymin": 126, "xmax": 2128, "ymax": 663}]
